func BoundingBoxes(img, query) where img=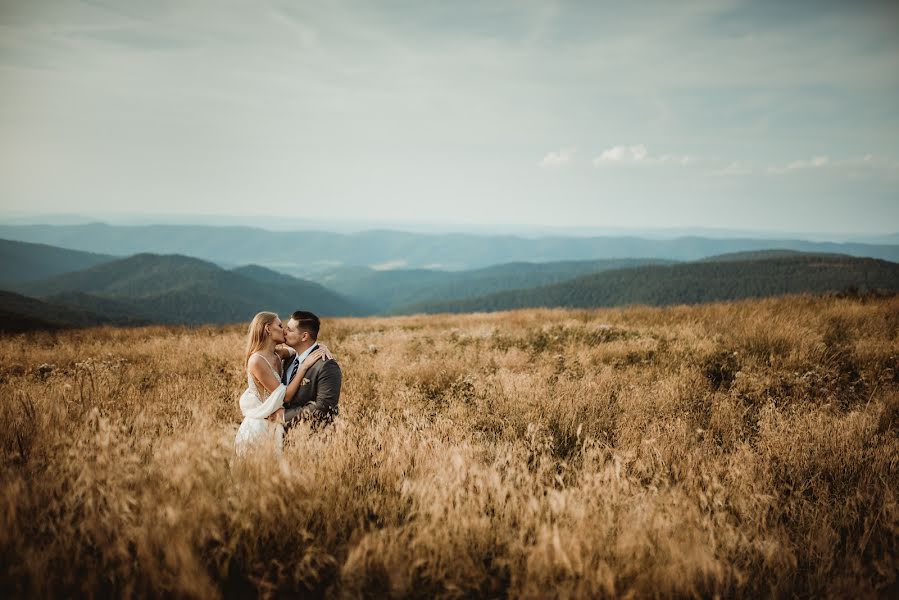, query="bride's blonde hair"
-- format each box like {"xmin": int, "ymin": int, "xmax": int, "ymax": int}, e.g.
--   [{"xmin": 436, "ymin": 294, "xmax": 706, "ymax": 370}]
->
[{"xmin": 245, "ymin": 311, "xmax": 278, "ymax": 371}]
